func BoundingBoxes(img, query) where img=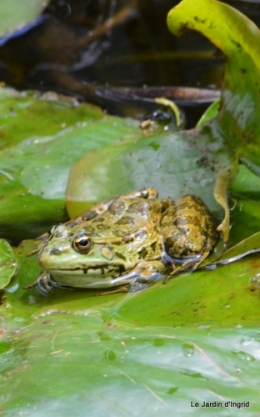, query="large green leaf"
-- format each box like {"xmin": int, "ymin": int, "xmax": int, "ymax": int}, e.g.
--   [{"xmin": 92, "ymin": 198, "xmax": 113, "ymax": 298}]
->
[
  {"xmin": 167, "ymin": 0, "xmax": 260, "ymax": 171},
  {"xmin": 1, "ymin": 234, "xmax": 259, "ymax": 414},
  {"xmin": 66, "ymin": 131, "xmax": 232, "ymax": 219},
  {"xmin": 0, "ymin": 0, "xmax": 47, "ymax": 38},
  {"xmin": 0, "ymin": 88, "xmax": 142, "ymax": 239},
  {"xmin": 1, "ymin": 318, "xmax": 260, "ymax": 415}
]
